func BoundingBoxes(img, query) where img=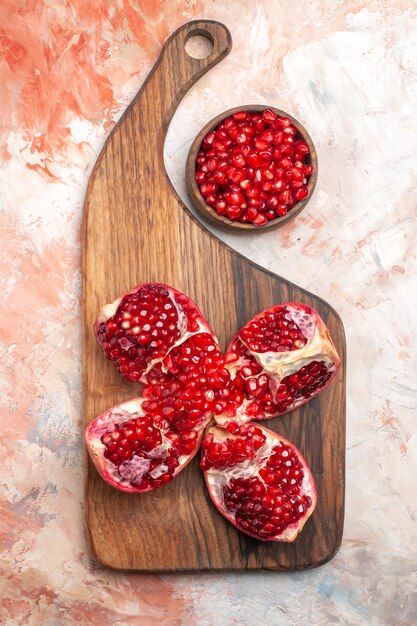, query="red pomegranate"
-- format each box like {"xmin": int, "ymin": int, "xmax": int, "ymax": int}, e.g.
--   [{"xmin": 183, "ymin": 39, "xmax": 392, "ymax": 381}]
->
[
  {"xmin": 216, "ymin": 302, "xmax": 340, "ymax": 426},
  {"xmin": 86, "ymin": 283, "xmax": 241, "ymax": 492},
  {"xmin": 85, "ymin": 397, "xmax": 208, "ymax": 493},
  {"xmin": 87, "ymin": 285, "xmax": 339, "ymax": 511},
  {"xmin": 201, "ymin": 422, "xmax": 317, "ymax": 541},
  {"xmin": 94, "ymin": 283, "xmax": 213, "ymax": 382}
]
